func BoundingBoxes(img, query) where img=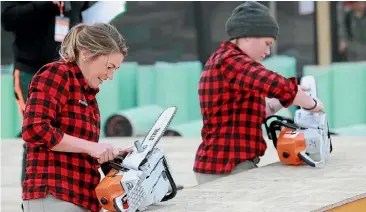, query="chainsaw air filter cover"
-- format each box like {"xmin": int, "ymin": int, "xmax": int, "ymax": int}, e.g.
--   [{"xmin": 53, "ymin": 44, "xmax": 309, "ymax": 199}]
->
[{"xmin": 294, "ymin": 110, "xmax": 332, "ymax": 167}]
